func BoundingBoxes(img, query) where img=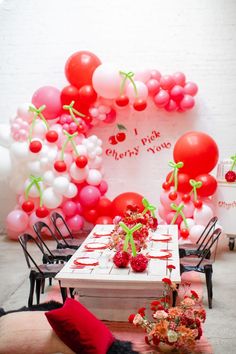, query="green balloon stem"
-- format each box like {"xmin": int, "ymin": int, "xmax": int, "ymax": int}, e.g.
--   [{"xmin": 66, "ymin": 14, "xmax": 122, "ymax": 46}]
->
[
  {"xmin": 120, "ymin": 222, "xmax": 142, "ymax": 256},
  {"xmin": 28, "ymin": 105, "xmax": 49, "ymax": 141},
  {"xmin": 230, "ymin": 155, "xmax": 236, "ymax": 171},
  {"xmin": 61, "ymin": 131, "xmax": 78, "ymax": 160},
  {"xmin": 25, "ymin": 175, "xmax": 43, "ymax": 207},
  {"xmin": 119, "ymin": 71, "xmax": 138, "ymax": 97},
  {"xmin": 63, "ymin": 101, "xmax": 86, "ymax": 127}
]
